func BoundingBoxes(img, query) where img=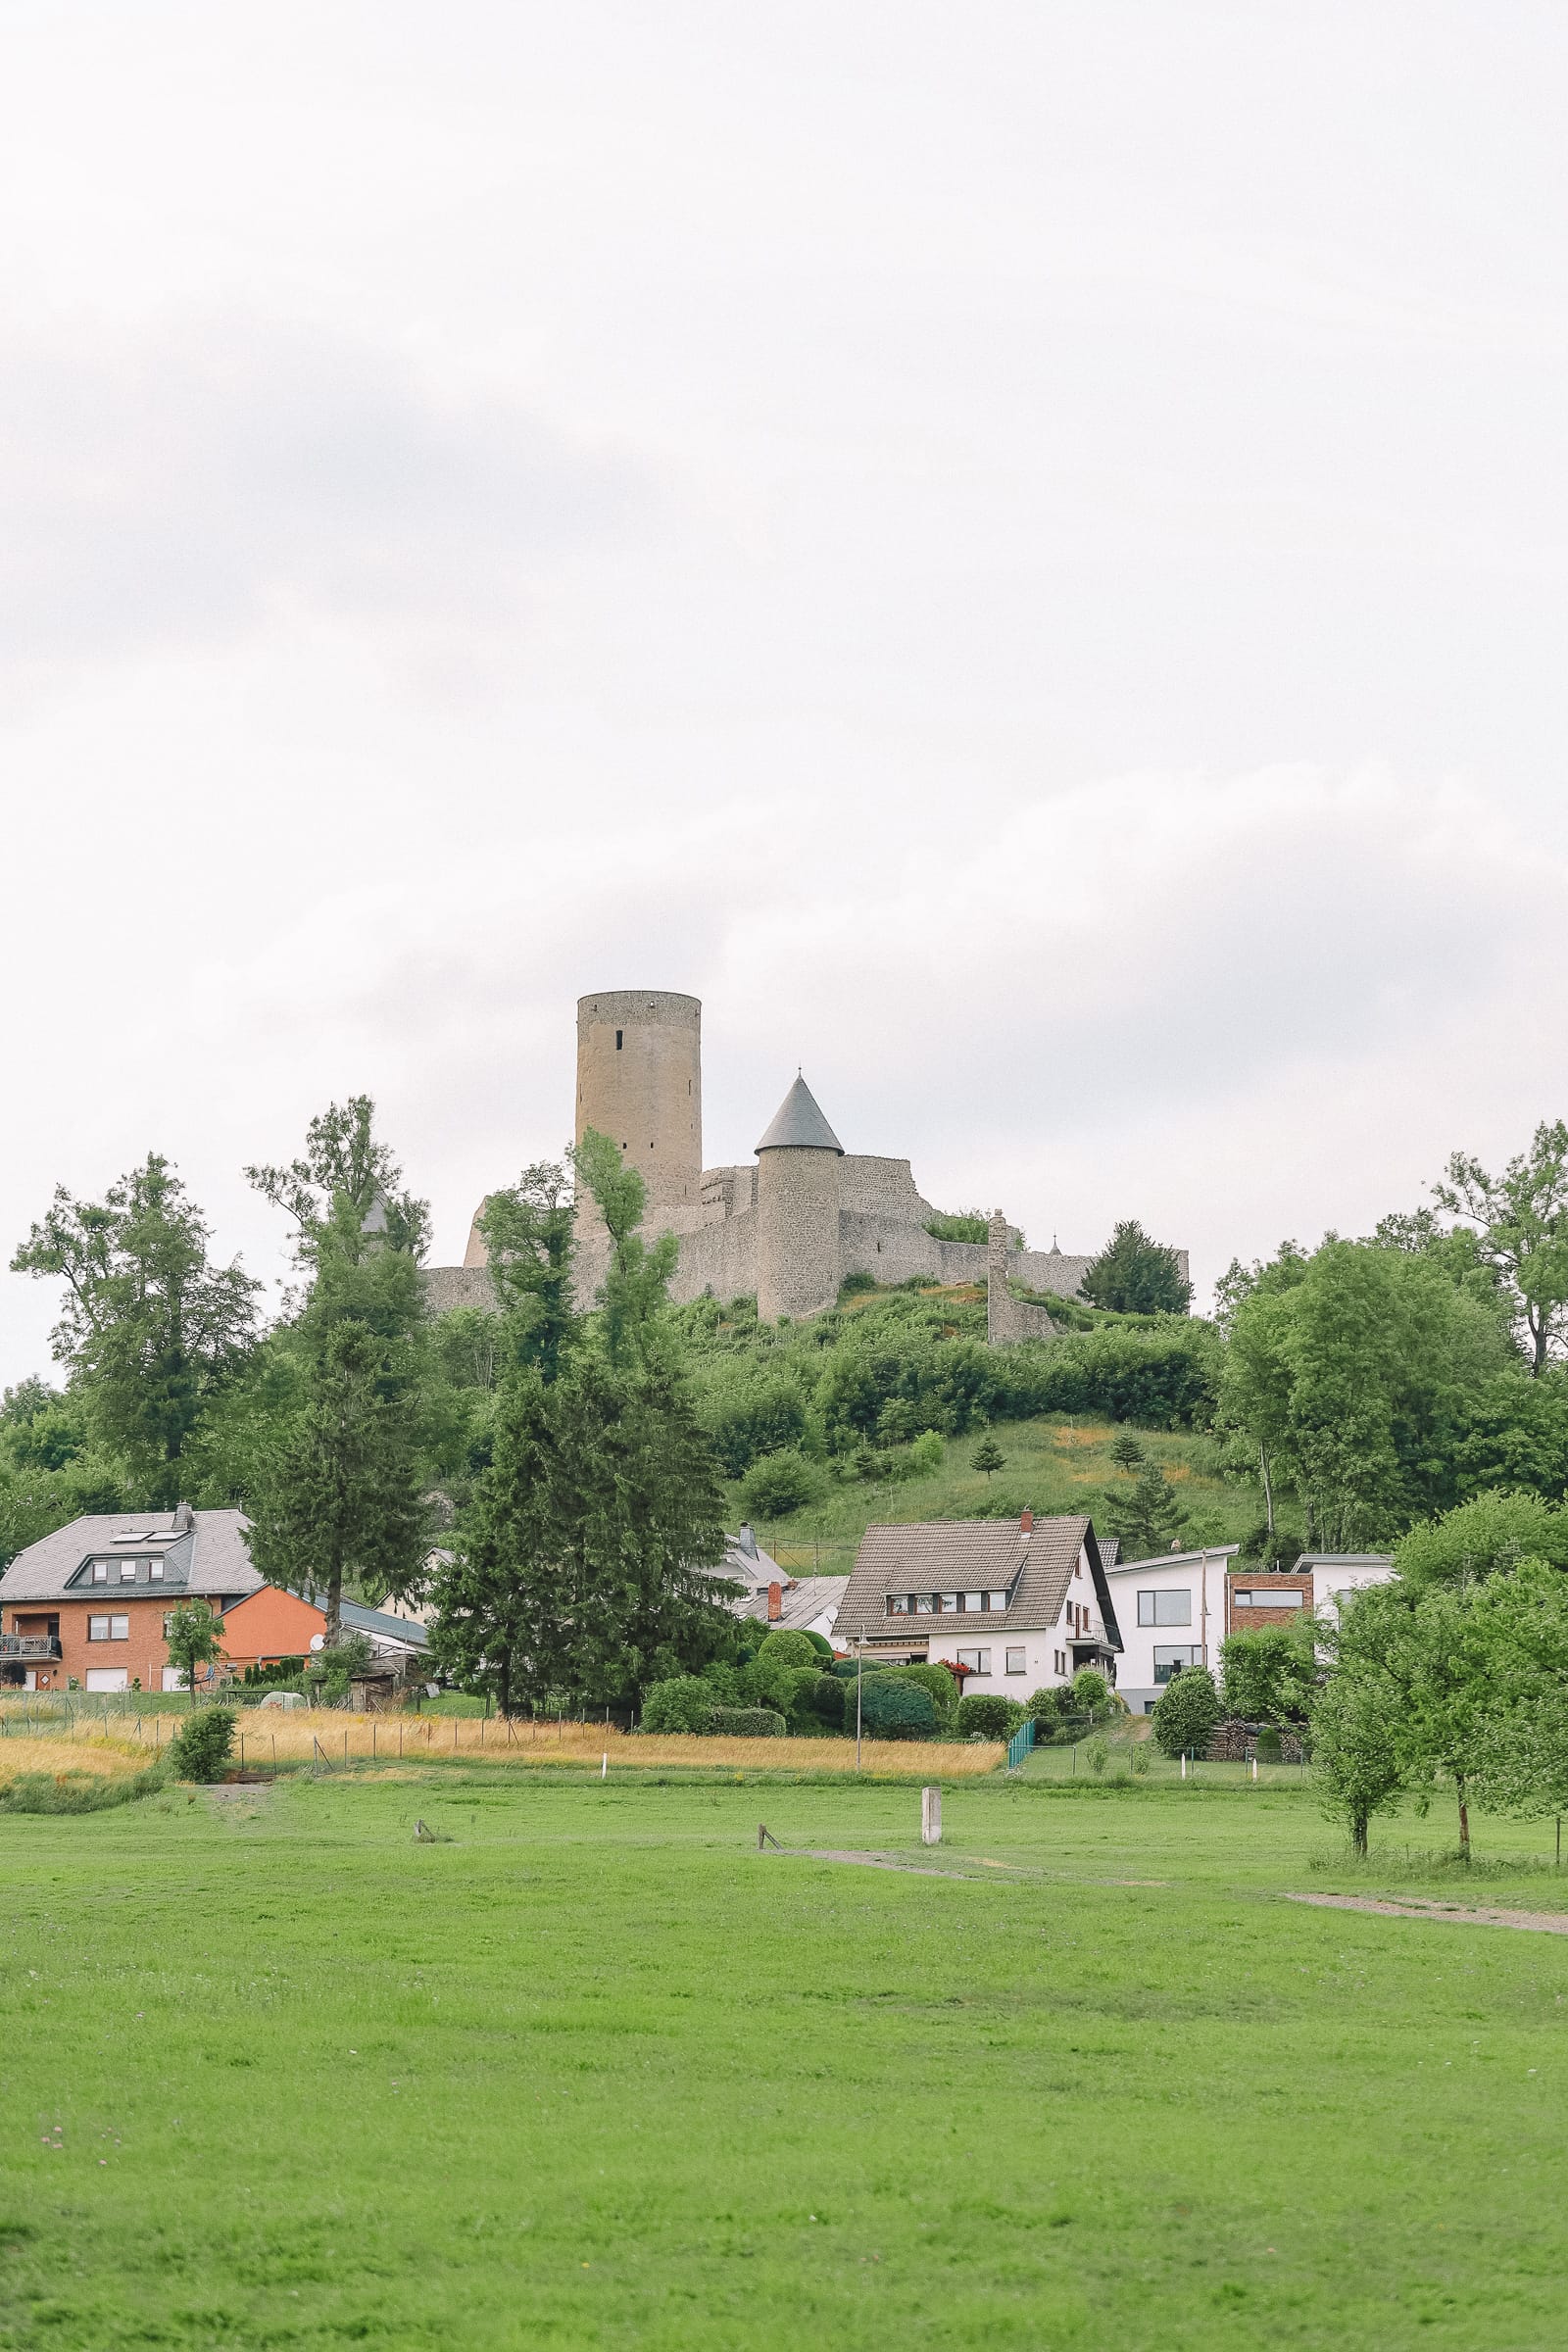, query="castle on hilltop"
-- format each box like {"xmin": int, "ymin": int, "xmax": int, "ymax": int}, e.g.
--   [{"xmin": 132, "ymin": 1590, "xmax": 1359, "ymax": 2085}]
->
[{"xmin": 424, "ymin": 990, "xmax": 1179, "ymax": 1337}]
